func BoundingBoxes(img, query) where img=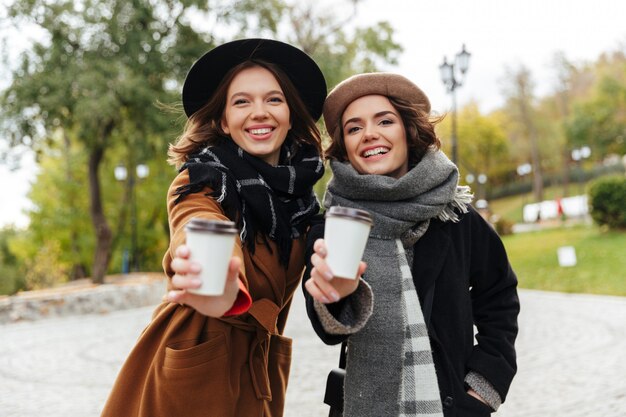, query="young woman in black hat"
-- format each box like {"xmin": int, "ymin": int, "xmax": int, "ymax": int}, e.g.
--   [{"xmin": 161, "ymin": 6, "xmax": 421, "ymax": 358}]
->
[
  {"xmin": 303, "ymin": 73, "xmax": 519, "ymax": 417},
  {"xmin": 102, "ymin": 38, "xmax": 327, "ymax": 417}
]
